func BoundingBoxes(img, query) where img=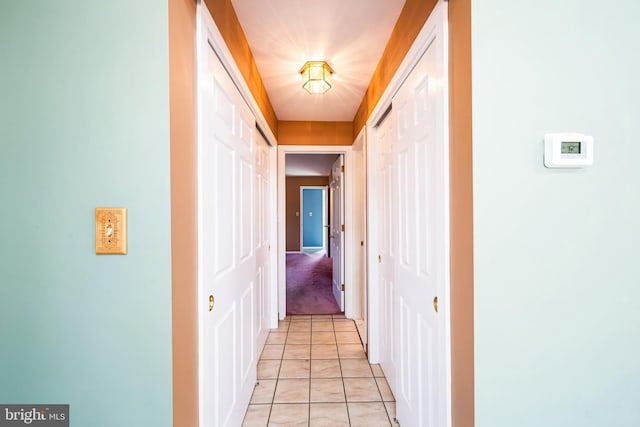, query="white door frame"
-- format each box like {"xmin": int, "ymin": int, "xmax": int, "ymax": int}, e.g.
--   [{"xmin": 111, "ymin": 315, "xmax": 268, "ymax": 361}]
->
[
  {"xmin": 365, "ymin": 1, "xmax": 450, "ymax": 370},
  {"xmin": 299, "ymin": 185, "xmax": 328, "ymax": 252},
  {"xmin": 351, "ymin": 128, "xmax": 367, "ymax": 347},
  {"xmin": 277, "ymin": 145, "xmax": 354, "ymax": 319}
]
